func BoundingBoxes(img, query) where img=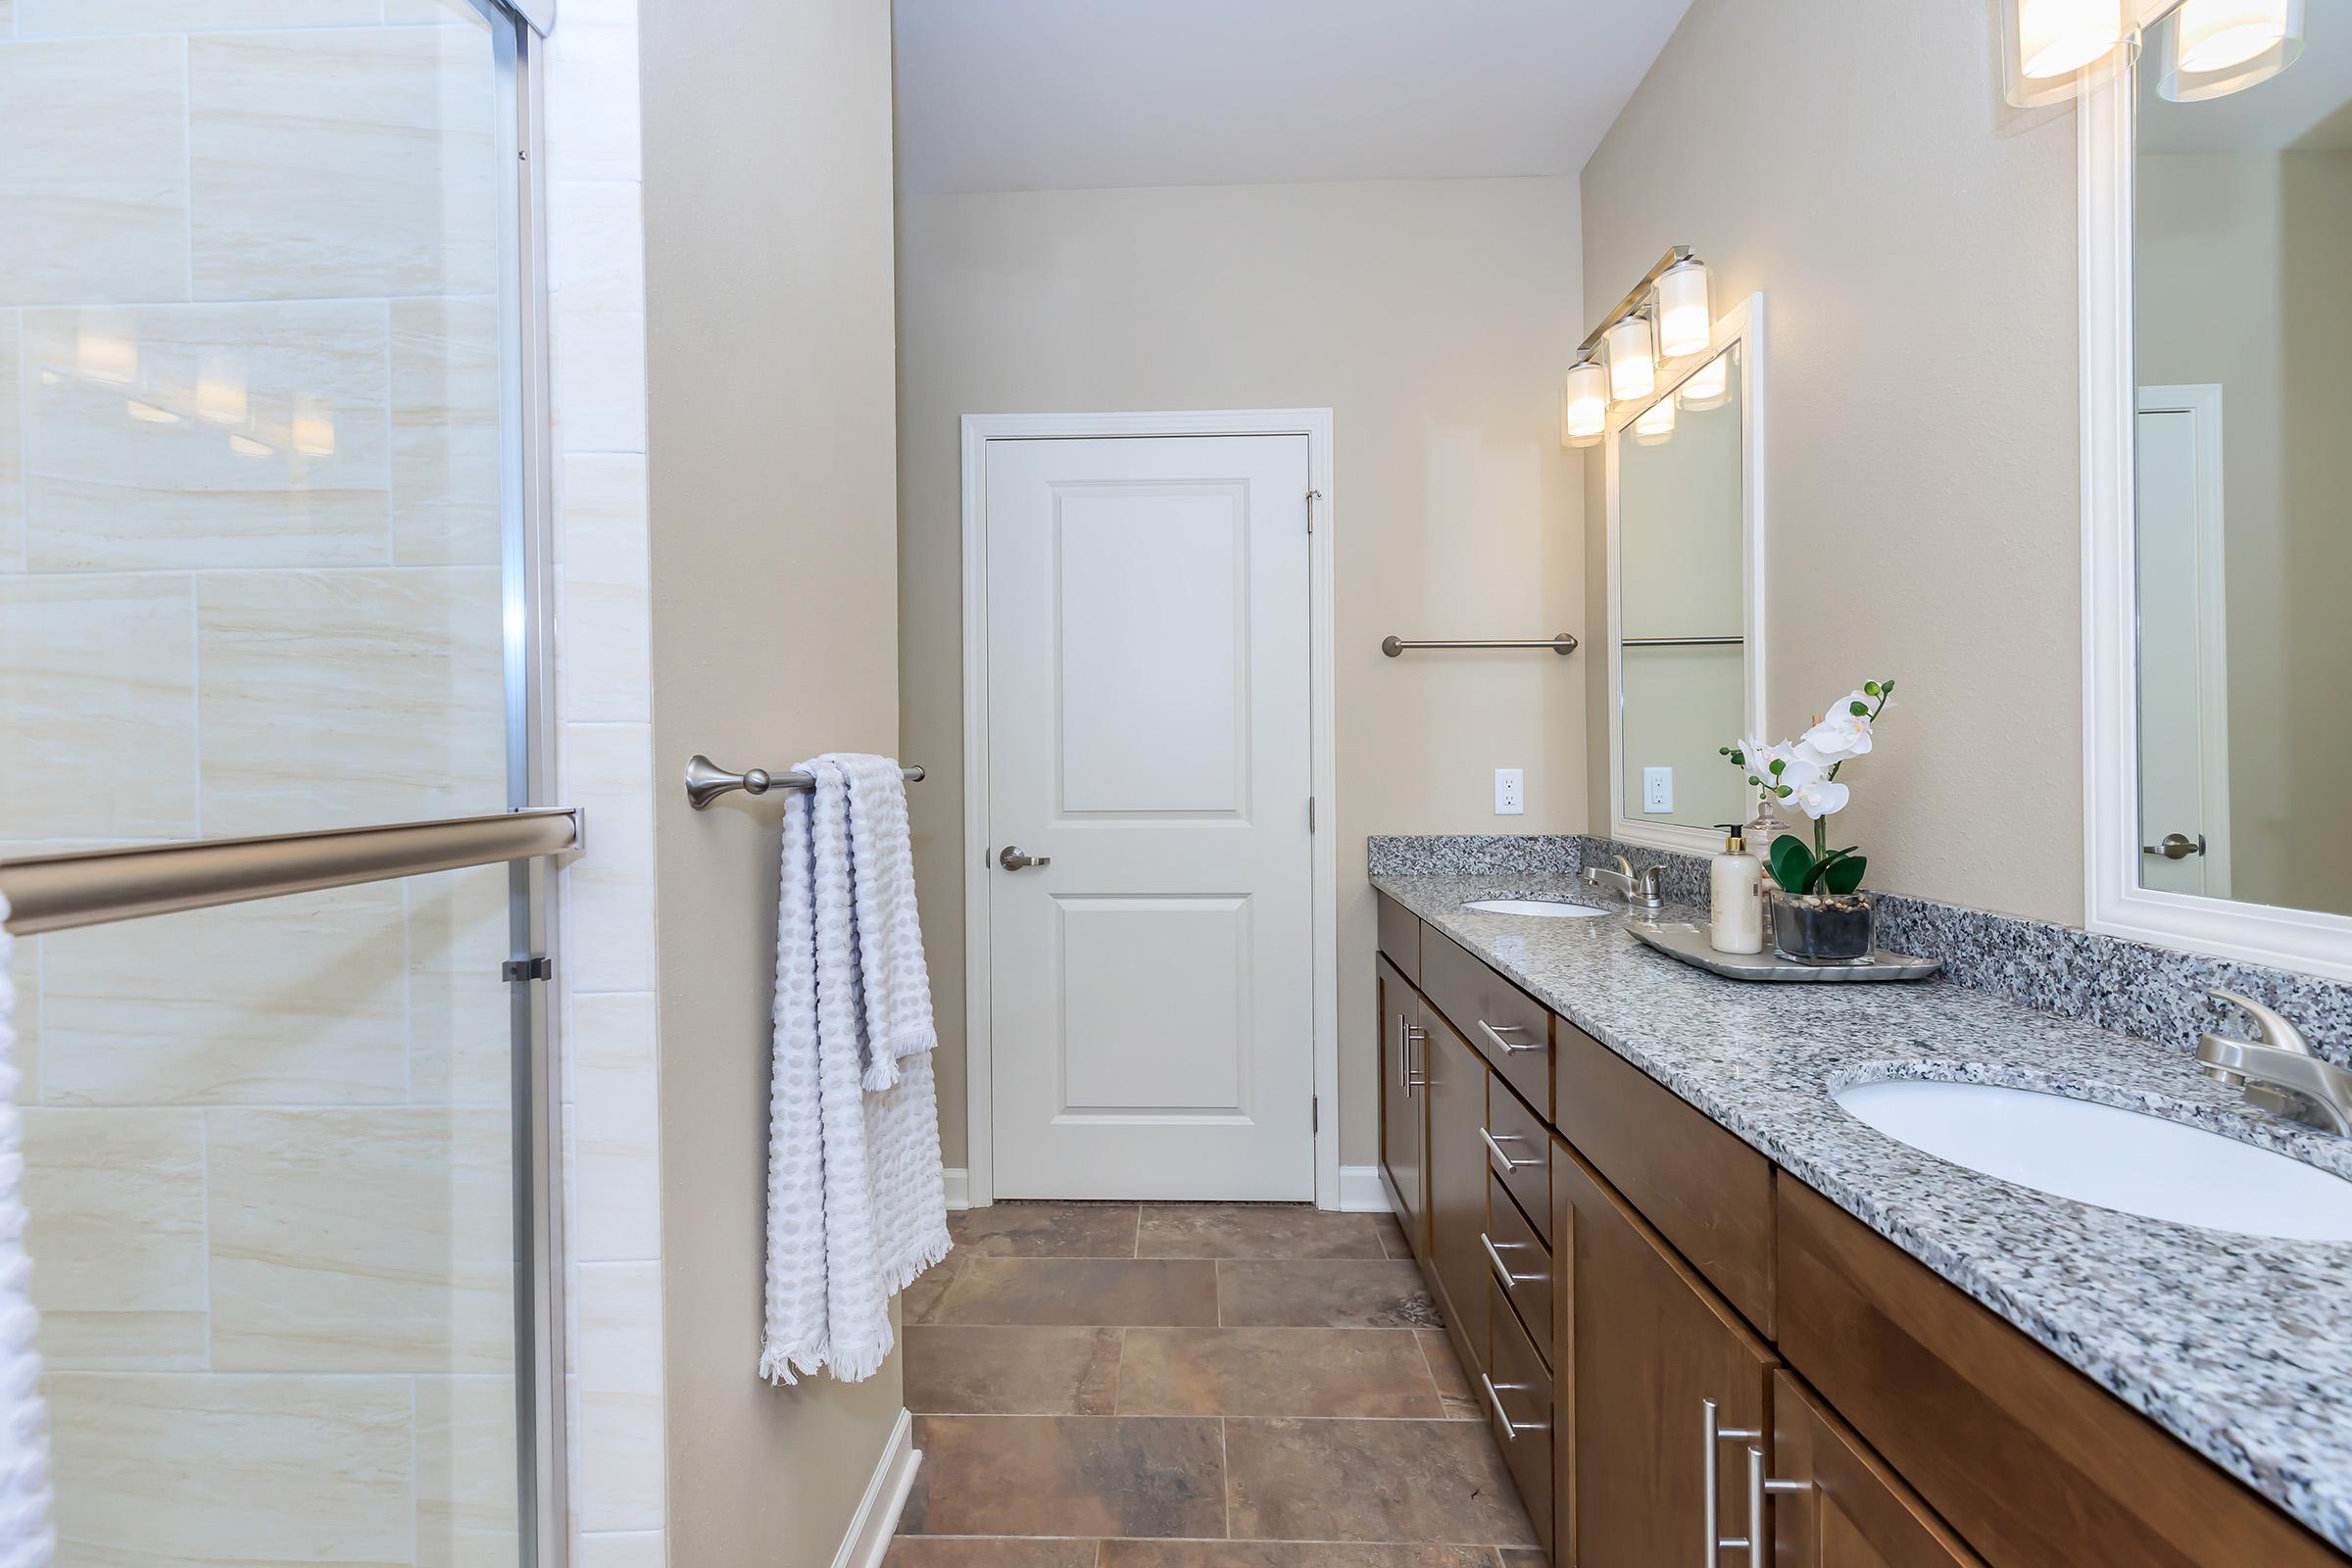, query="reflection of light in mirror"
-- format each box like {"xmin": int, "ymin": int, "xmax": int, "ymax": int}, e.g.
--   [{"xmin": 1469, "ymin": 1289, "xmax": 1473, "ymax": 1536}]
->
[
  {"xmin": 291, "ymin": 399, "xmax": 336, "ymax": 458},
  {"xmin": 1656, "ymin": 260, "xmax": 1712, "ymax": 360},
  {"xmin": 2174, "ymin": 0, "xmax": 2293, "ymax": 71},
  {"xmin": 76, "ymin": 330, "xmax": 137, "ymax": 385},
  {"xmin": 227, "ymin": 433, "xmax": 272, "ymax": 458},
  {"xmin": 1563, "ymin": 361, "xmax": 1608, "ymax": 446},
  {"xmin": 196, "ymin": 358, "xmax": 248, "ymax": 425},
  {"xmin": 125, "ymin": 400, "xmax": 178, "ymax": 425},
  {"xmin": 1632, "ymin": 396, "xmax": 1677, "ymax": 445},
  {"xmin": 2016, "ymin": 0, "xmax": 2123, "ymax": 78},
  {"xmin": 1679, "ymin": 354, "xmax": 1730, "ymax": 412},
  {"xmin": 1606, "ymin": 314, "xmax": 1656, "ymax": 402}
]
